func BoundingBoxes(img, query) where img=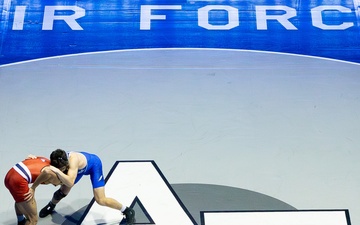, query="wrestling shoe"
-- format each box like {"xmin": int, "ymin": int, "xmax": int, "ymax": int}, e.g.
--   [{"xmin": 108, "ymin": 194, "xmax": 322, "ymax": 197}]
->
[
  {"xmin": 39, "ymin": 202, "xmax": 56, "ymax": 218},
  {"xmin": 123, "ymin": 207, "xmax": 135, "ymax": 225},
  {"xmin": 17, "ymin": 219, "xmax": 26, "ymax": 225}
]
